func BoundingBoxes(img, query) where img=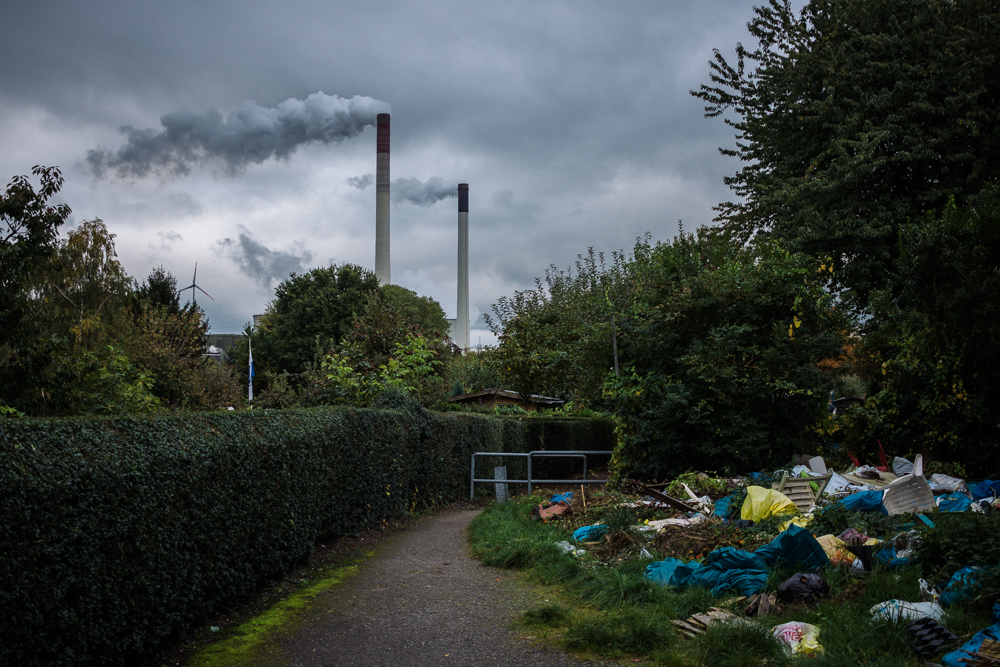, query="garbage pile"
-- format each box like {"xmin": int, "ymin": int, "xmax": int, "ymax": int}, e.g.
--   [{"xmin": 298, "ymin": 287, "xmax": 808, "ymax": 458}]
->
[{"xmin": 527, "ymin": 451, "xmax": 1000, "ymax": 664}]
